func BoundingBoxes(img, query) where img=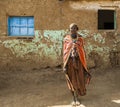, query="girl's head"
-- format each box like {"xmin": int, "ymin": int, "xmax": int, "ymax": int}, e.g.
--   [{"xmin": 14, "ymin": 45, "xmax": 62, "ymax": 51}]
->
[{"xmin": 69, "ymin": 23, "xmax": 79, "ymax": 34}]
